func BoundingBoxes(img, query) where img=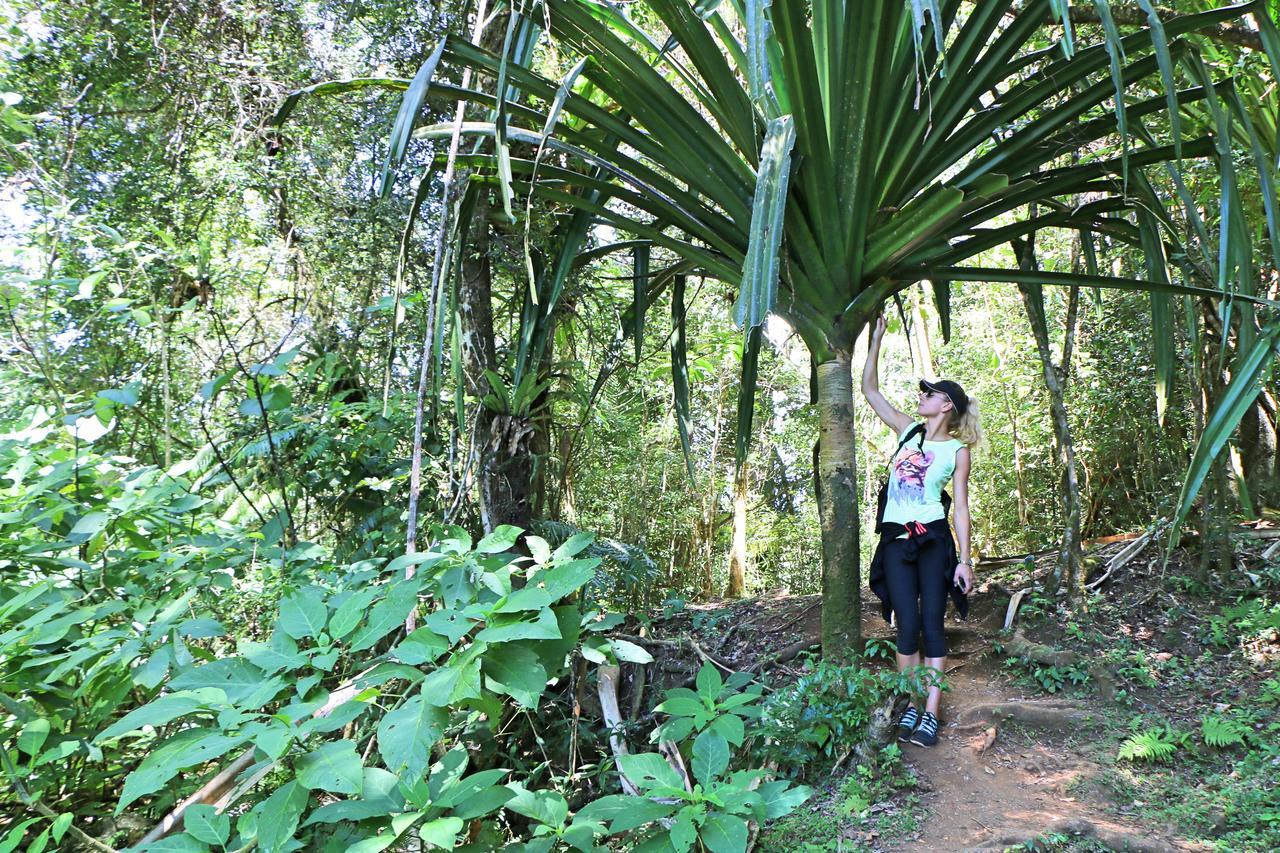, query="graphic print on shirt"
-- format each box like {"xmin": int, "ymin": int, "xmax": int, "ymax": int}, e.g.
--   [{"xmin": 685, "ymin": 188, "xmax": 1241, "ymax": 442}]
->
[{"xmin": 888, "ymin": 448, "xmax": 934, "ymax": 505}]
